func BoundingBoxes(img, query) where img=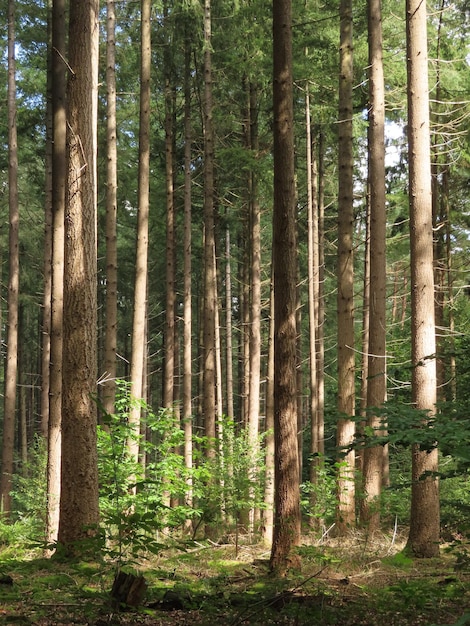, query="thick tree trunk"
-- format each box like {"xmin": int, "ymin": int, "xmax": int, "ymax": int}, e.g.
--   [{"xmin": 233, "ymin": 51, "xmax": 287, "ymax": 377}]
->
[
  {"xmin": 58, "ymin": 0, "xmax": 100, "ymax": 548},
  {"xmin": 405, "ymin": 0, "xmax": 440, "ymax": 558},
  {"xmin": 270, "ymin": 0, "xmax": 301, "ymax": 573}
]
